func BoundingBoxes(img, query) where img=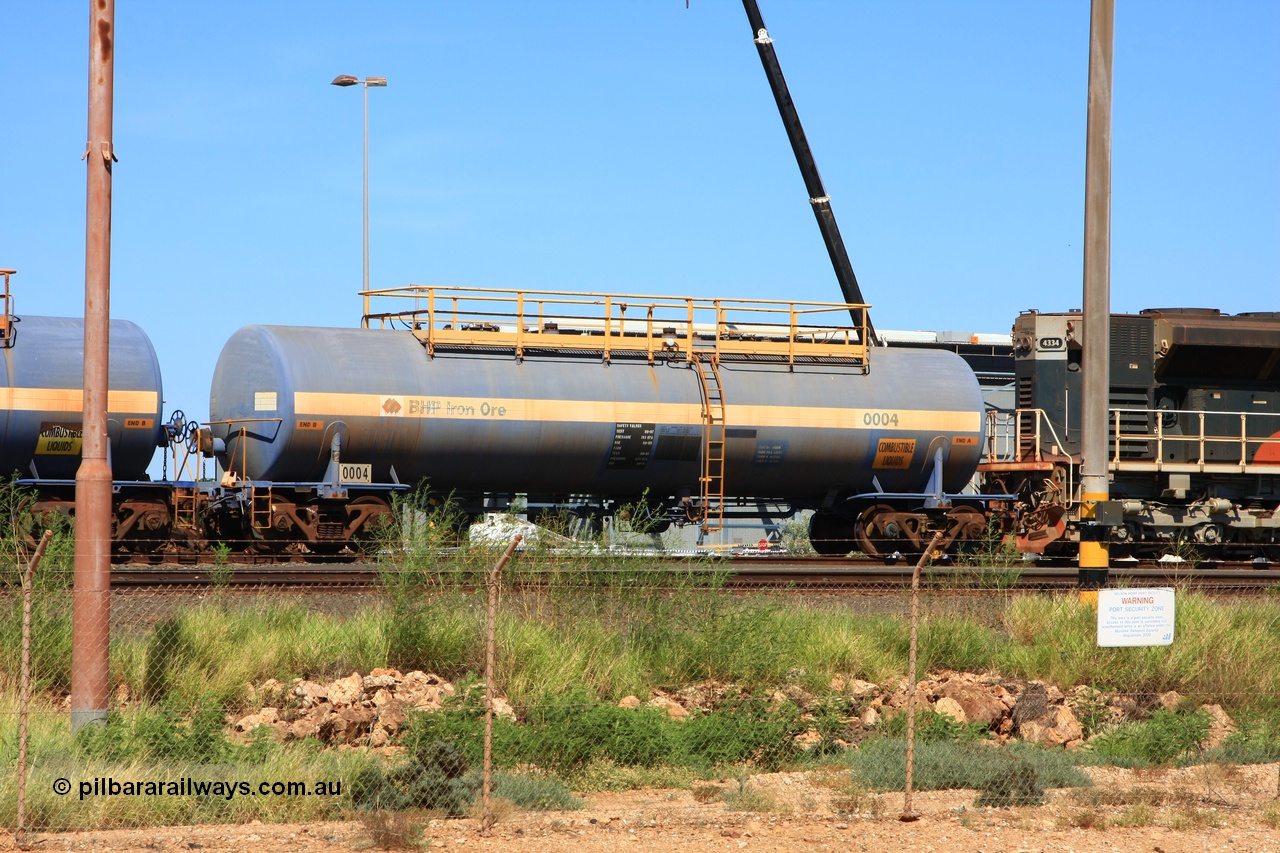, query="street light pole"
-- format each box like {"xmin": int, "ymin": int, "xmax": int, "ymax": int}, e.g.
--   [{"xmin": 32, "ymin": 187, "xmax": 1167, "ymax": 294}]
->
[{"xmin": 331, "ymin": 75, "xmax": 387, "ymax": 327}]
